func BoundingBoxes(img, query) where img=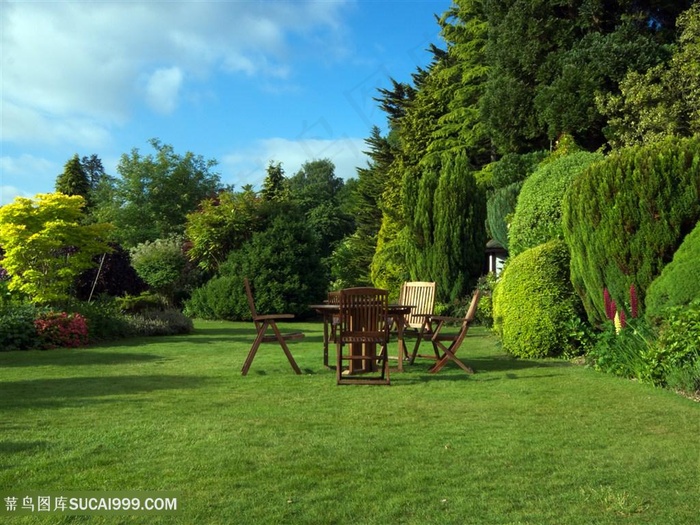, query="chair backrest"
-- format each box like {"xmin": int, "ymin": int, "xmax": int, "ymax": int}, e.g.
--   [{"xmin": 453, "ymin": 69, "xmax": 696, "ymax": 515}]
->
[
  {"xmin": 399, "ymin": 281, "xmax": 436, "ymax": 329},
  {"xmin": 243, "ymin": 278, "xmax": 261, "ymax": 329},
  {"xmin": 327, "ymin": 291, "xmax": 340, "ymax": 305},
  {"xmin": 339, "ymin": 287, "xmax": 389, "ymax": 342},
  {"xmin": 464, "ymin": 289, "xmax": 481, "ymax": 322}
]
